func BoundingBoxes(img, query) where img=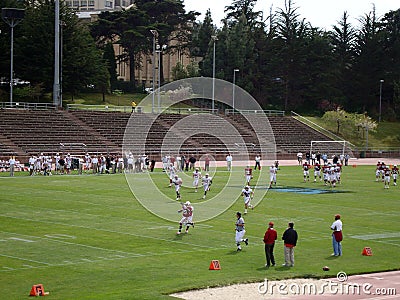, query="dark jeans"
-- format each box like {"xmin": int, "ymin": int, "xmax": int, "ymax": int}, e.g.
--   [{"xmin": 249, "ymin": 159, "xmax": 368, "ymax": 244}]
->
[{"xmin": 265, "ymin": 243, "xmax": 275, "ymax": 266}]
